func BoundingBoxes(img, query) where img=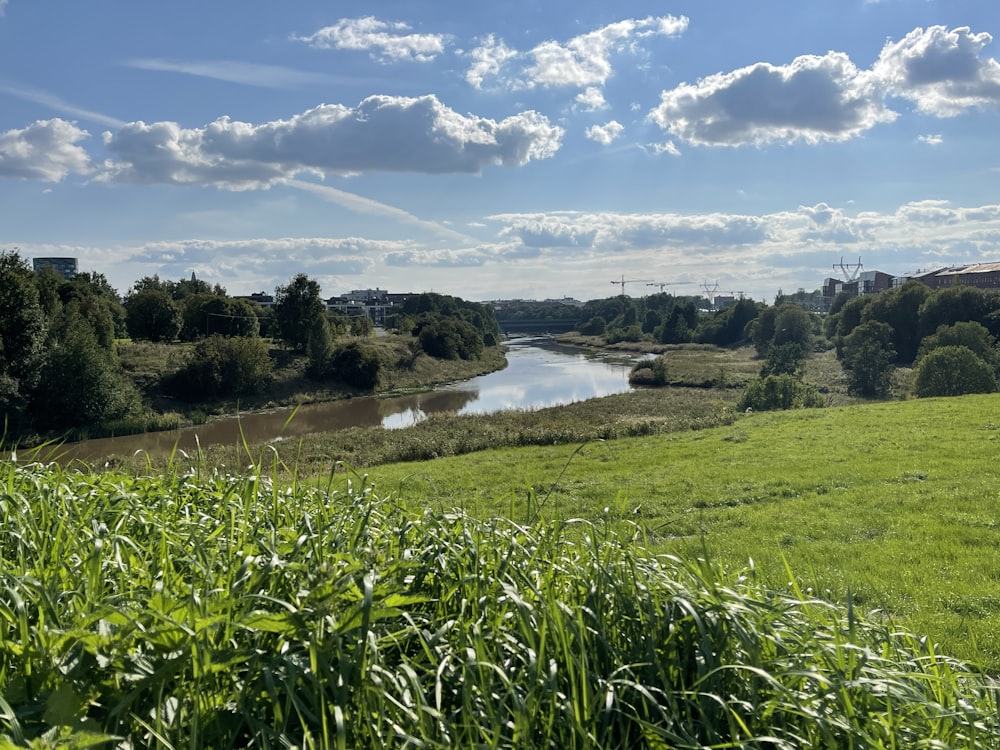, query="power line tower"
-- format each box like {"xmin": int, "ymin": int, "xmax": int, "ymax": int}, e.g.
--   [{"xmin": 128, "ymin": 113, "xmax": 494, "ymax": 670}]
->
[
  {"xmin": 701, "ymin": 280, "xmax": 720, "ymax": 311},
  {"xmin": 646, "ymin": 281, "xmax": 693, "ymax": 293},
  {"xmin": 610, "ymin": 275, "xmax": 653, "ymax": 295},
  {"xmin": 835, "ymin": 256, "xmax": 863, "ymax": 283}
]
